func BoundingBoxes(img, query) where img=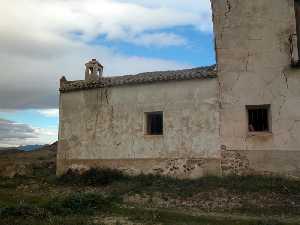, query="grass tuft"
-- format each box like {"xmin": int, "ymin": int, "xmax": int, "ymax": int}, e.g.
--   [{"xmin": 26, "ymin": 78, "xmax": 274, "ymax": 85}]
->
[
  {"xmin": 57, "ymin": 168, "xmax": 300, "ymax": 196},
  {"xmin": 0, "ymin": 193, "xmax": 116, "ymax": 219},
  {"xmin": 58, "ymin": 168, "xmax": 128, "ymax": 186},
  {"xmin": 0, "ymin": 203, "xmax": 48, "ymax": 219},
  {"xmin": 45, "ymin": 192, "xmax": 114, "ymax": 215}
]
